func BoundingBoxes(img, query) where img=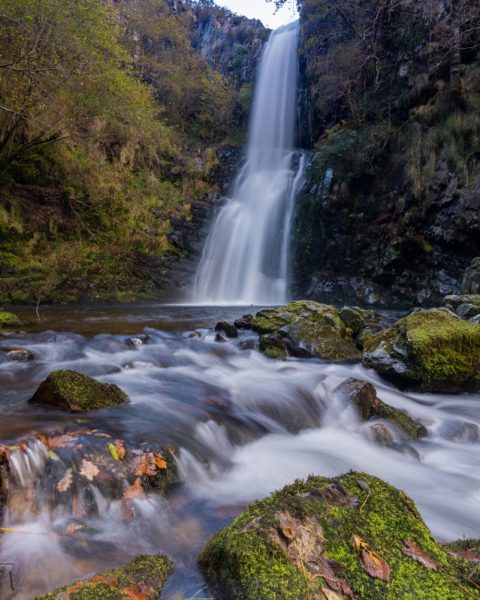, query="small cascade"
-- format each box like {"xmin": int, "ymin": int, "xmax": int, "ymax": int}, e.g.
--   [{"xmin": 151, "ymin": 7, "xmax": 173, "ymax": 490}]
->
[{"xmin": 193, "ymin": 23, "xmax": 304, "ymax": 305}]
